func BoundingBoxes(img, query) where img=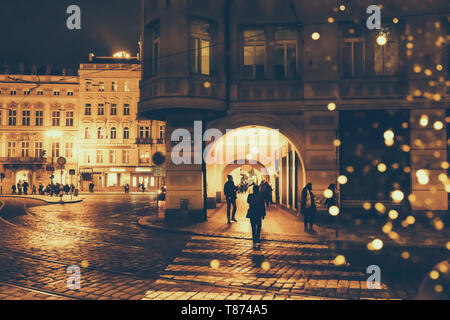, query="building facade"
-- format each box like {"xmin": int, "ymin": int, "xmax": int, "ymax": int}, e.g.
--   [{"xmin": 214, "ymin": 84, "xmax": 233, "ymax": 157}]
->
[
  {"xmin": 0, "ymin": 55, "xmax": 166, "ymax": 193},
  {"xmin": 138, "ymin": 0, "xmax": 450, "ymax": 215}
]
